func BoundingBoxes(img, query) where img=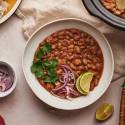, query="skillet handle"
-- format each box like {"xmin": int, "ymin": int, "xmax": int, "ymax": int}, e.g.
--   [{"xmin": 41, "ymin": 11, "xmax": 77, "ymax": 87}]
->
[{"xmin": 119, "ymin": 89, "xmax": 125, "ymax": 125}]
